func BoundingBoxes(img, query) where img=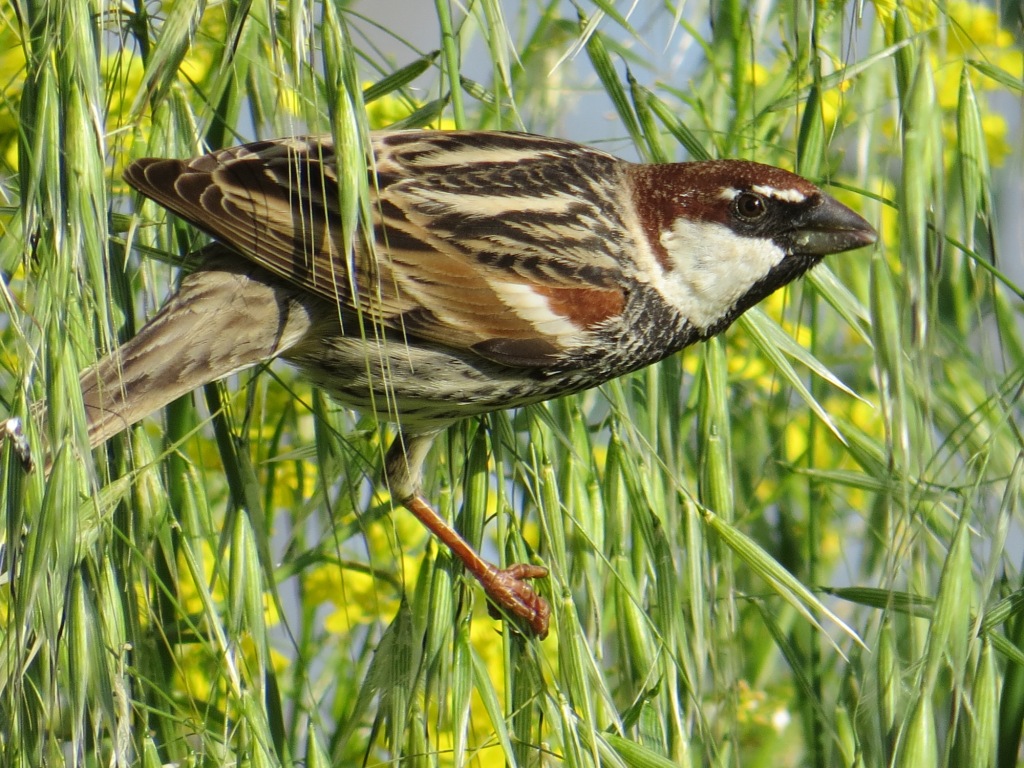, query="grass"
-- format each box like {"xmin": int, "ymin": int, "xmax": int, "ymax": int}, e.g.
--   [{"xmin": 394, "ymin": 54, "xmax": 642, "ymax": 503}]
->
[{"xmin": 1, "ymin": 1, "xmax": 1023, "ymax": 766}]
